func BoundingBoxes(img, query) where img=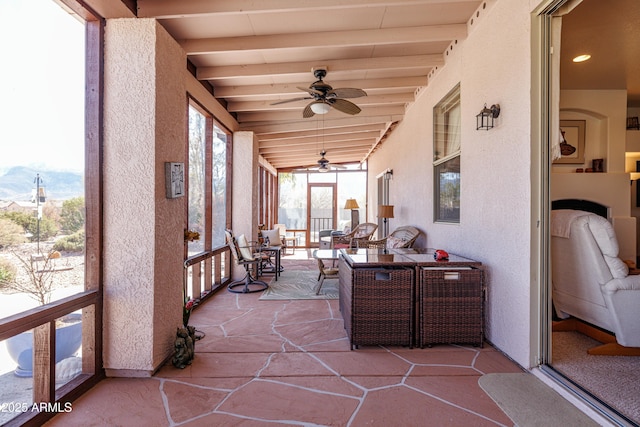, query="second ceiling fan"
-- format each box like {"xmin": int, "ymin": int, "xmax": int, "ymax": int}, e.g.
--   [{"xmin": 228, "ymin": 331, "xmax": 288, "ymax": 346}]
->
[{"xmin": 272, "ymin": 69, "xmax": 367, "ymax": 118}]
